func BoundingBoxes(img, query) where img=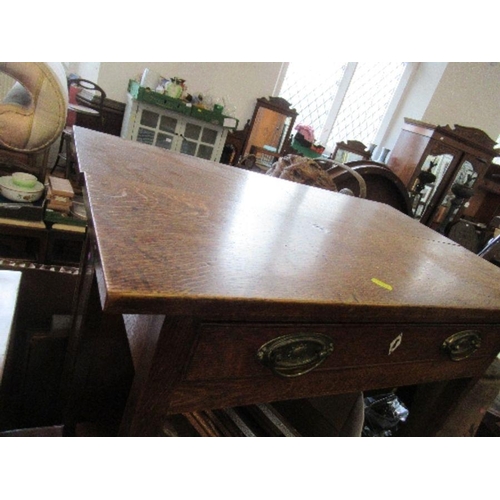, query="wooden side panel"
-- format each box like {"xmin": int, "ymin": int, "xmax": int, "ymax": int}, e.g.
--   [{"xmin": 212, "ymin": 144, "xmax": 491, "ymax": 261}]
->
[{"xmin": 387, "ymin": 130, "xmax": 431, "ymax": 187}]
